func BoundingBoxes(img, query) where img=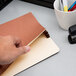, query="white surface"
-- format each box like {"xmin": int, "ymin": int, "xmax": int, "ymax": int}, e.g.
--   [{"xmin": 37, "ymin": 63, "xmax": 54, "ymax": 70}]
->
[
  {"xmin": 2, "ymin": 34, "xmax": 59, "ymax": 76},
  {"xmin": 54, "ymin": 0, "xmax": 76, "ymax": 30},
  {"xmin": 63, "ymin": 0, "xmax": 68, "ymax": 7},
  {"xmin": 0, "ymin": 0, "xmax": 76, "ymax": 76}
]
